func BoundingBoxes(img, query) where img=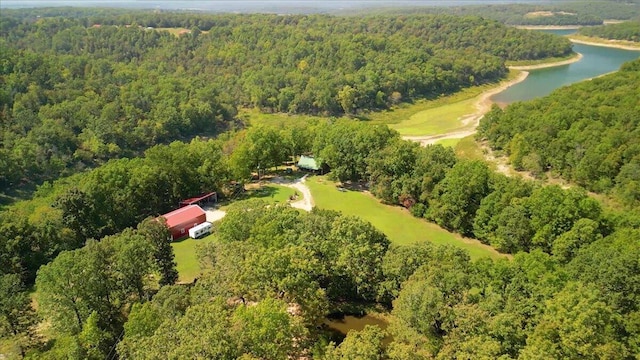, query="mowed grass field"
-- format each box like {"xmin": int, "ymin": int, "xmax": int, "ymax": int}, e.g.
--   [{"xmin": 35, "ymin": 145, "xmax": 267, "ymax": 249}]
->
[
  {"xmin": 435, "ymin": 138, "xmax": 462, "ymax": 147},
  {"xmin": 364, "ymin": 70, "xmax": 522, "ymax": 136},
  {"xmin": 172, "ymin": 235, "xmax": 216, "ymax": 283},
  {"xmin": 306, "ymin": 176, "xmax": 507, "ymax": 260},
  {"xmin": 387, "ymin": 97, "xmax": 477, "ymax": 136}
]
